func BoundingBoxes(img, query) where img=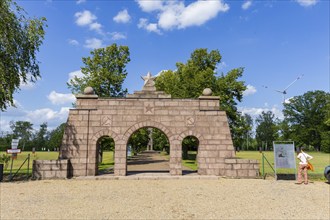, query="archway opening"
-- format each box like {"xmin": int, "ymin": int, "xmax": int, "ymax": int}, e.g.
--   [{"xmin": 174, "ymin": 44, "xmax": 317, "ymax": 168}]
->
[
  {"xmin": 182, "ymin": 136, "xmax": 199, "ymax": 175},
  {"xmin": 96, "ymin": 135, "xmax": 115, "ymax": 175},
  {"xmin": 126, "ymin": 127, "xmax": 170, "ymax": 175}
]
